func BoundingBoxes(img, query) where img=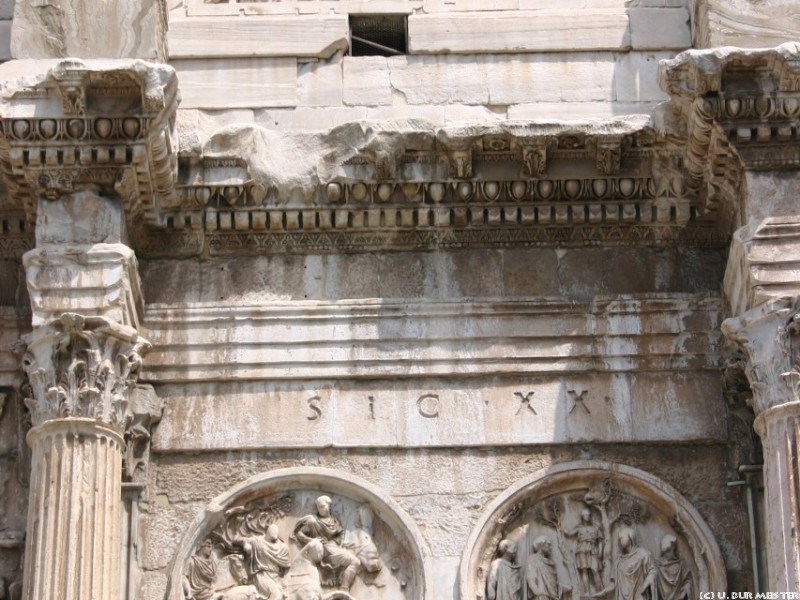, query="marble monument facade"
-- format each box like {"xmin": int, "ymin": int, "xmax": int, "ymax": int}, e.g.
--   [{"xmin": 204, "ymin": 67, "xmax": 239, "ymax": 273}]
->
[{"xmin": 0, "ymin": 1, "xmax": 798, "ymax": 598}]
